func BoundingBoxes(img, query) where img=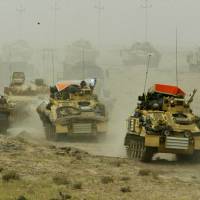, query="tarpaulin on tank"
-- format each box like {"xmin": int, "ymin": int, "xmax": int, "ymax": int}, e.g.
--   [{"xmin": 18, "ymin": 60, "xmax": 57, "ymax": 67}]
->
[
  {"xmin": 154, "ymin": 84, "xmax": 185, "ymax": 96},
  {"xmin": 56, "ymin": 79, "xmax": 96, "ymax": 92}
]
